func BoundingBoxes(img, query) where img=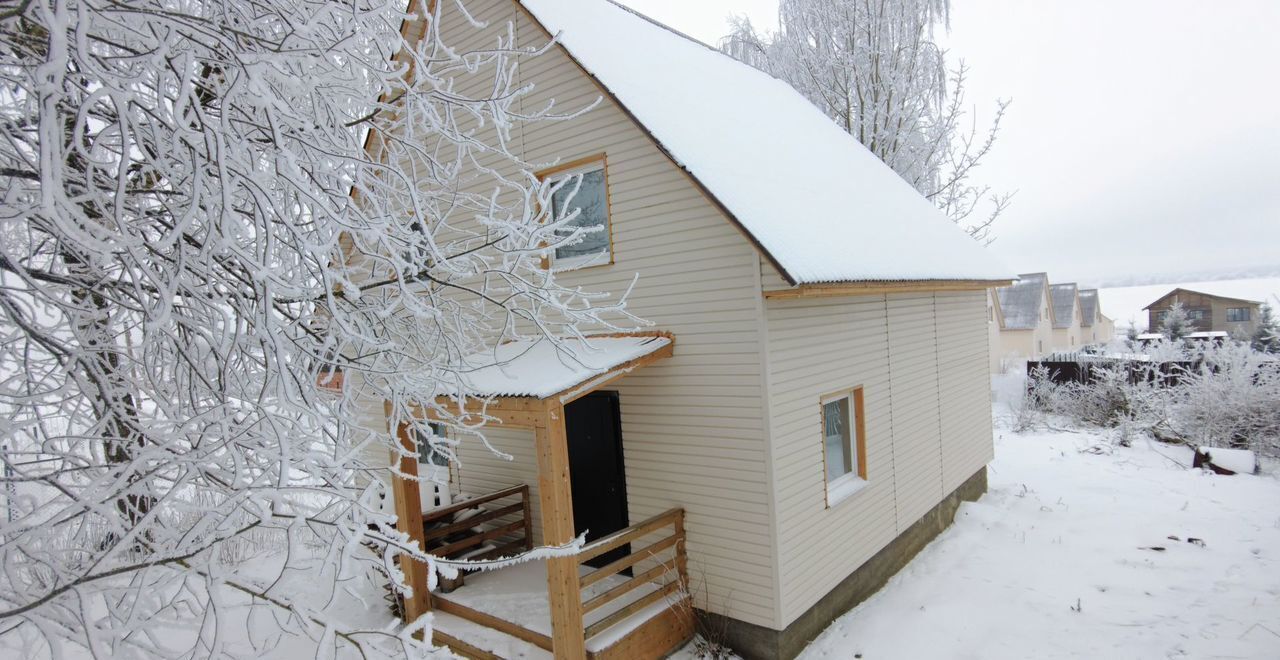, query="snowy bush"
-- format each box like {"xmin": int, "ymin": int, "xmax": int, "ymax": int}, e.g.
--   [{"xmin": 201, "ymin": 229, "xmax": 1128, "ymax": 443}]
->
[
  {"xmin": 1022, "ymin": 343, "xmax": 1280, "ymax": 458},
  {"xmin": 1170, "ymin": 344, "xmax": 1280, "ymax": 456}
]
